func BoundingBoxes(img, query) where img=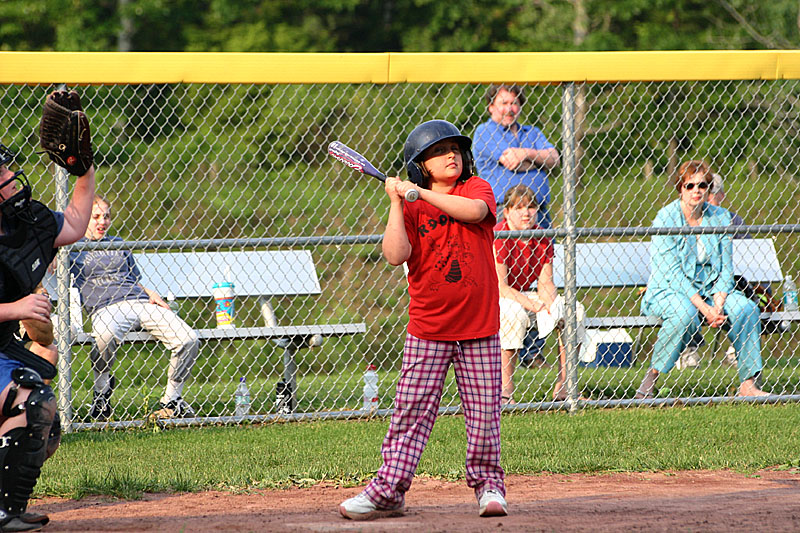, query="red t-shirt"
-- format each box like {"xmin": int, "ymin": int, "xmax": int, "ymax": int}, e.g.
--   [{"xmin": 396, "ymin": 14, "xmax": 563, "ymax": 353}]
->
[
  {"xmin": 403, "ymin": 176, "xmax": 500, "ymax": 341},
  {"xmin": 493, "ymin": 219, "xmax": 554, "ymax": 291}
]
